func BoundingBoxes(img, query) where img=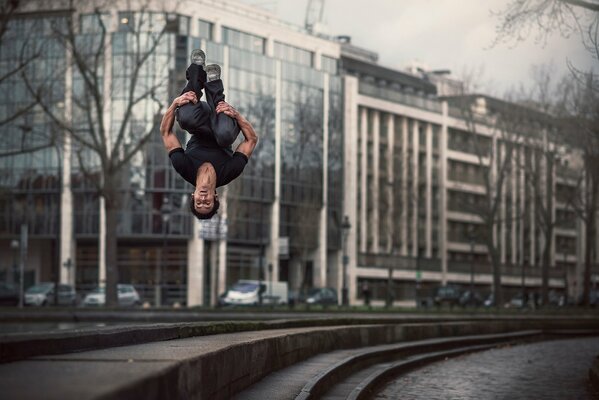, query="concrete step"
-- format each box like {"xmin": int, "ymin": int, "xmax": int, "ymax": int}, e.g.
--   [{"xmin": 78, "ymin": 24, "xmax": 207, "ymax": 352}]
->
[{"xmin": 234, "ymin": 330, "xmax": 541, "ymax": 400}]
